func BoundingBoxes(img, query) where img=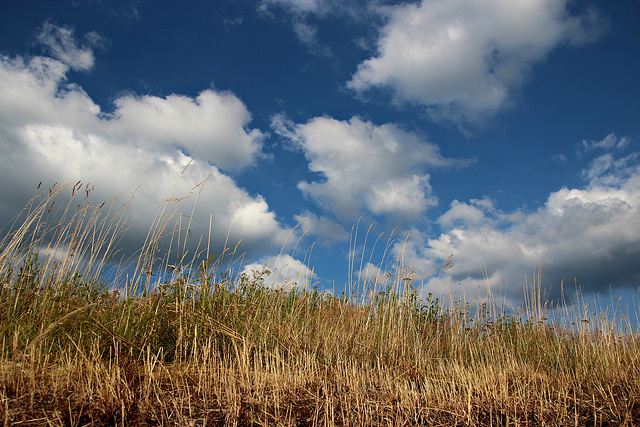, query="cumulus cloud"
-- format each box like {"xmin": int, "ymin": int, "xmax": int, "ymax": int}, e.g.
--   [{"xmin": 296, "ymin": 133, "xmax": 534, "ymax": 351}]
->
[
  {"xmin": 348, "ymin": 0, "xmax": 606, "ymax": 124},
  {"xmin": 294, "ymin": 210, "xmax": 348, "ymax": 246},
  {"xmin": 241, "ymin": 253, "xmax": 316, "ymax": 290},
  {"xmin": 437, "ymin": 198, "xmax": 496, "ymax": 228},
  {"xmin": 0, "ymin": 48, "xmax": 290, "ymax": 261},
  {"xmin": 398, "ymin": 141, "xmax": 640, "ymax": 303},
  {"xmin": 0, "ymin": 56, "xmax": 98, "ymax": 129},
  {"xmin": 273, "ymin": 114, "xmax": 467, "ymax": 223},
  {"xmin": 357, "ymin": 262, "xmax": 387, "ymax": 287},
  {"xmin": 36, "ymin": 21, "xmax": 106, "ymax": 72},
  {"xmin": 108, "ymin": 90, "xmax": 265, "ymax": 172}
]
